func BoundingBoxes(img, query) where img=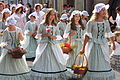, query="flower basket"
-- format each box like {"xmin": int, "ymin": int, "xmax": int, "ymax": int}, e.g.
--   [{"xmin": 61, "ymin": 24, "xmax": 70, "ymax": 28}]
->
[
  {"xmin": 61, "ymin": 46, "xmax": 72, "ymax": 54},
  {"xmin": 60, "ymin": 43, "xmax": 76, "ymax": 54},
  {"xmin": 8, "ymin": 48, "xmax": 27, "ymax": 59},
  {"xmin": 72, "ymin": 54, "xmax": 88, "ymax": 75}
]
